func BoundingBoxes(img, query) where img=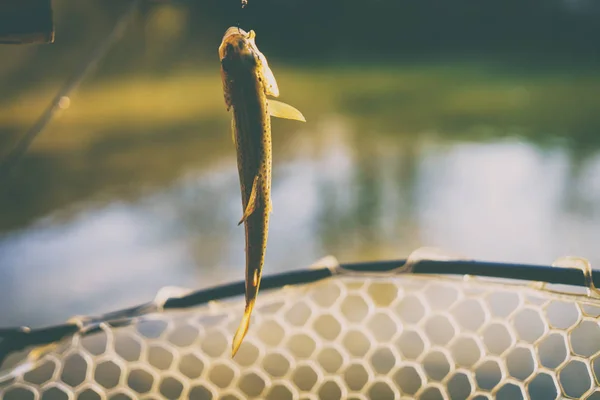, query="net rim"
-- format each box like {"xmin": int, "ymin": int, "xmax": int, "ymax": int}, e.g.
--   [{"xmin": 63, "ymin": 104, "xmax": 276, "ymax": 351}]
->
[{"xmin": 1, "ymin": 256, "xmax": 598, "ymax": 371}]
